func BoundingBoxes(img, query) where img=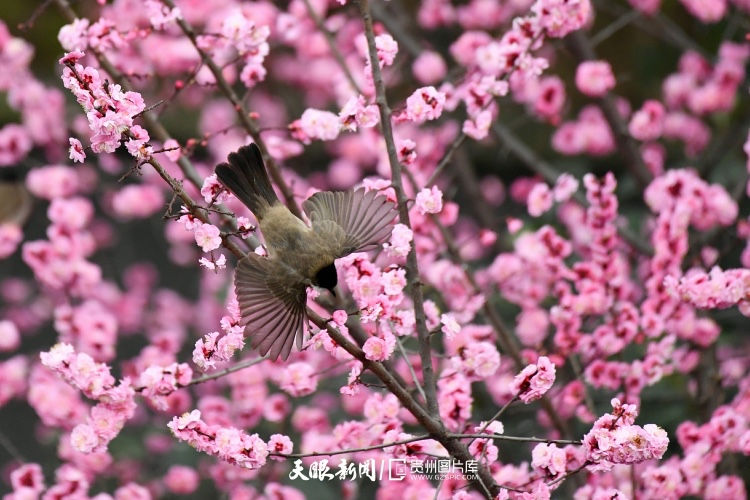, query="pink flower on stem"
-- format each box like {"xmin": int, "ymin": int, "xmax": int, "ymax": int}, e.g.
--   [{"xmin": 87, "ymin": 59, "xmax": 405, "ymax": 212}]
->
[
  {"xmin": 397, "ymin": 138, "xmax": 417, "ymax": 165},
  {"xmin": 168, "ymin": 410, "xmax": 269, "ymax": 469},
  {"xmin": 413, "ymin": 50, "xmax": 447, "ymax": 84},
  {"xmin": 664, "ymin": 266, "xmax": 750, "ymax": 312},
  {"xmin": 363, "ymin": 334, "xmax": 395, "ymax": 361},
  {"xmin": 0, "ymin": 125, "xmax": 32, "ymax": 166},
  {"xmin": 582, "ymin": 399, "xmax": 669, "ymax": 471},
  {"xmin": 375, "ymin": 33, "xmax": 399, "ymax": 67},
  {"xmin": 332, "ymin": 310, "xmax": 348, "ymax": 326},
  {"xmin": 124, "ymin": 124, "xmax": 152, "ymax": 159},
  {"xmin": 268, "ymin": 434, "xmax": 294, "ymax": 460},
  {"xmin": 280, "ymin": 362, "xmax": 318, "ymax": 397},
  {"xmin": 575, "ymin": 61, "xmax": 616, "ymax": 97},
  {"xmin": 138, "ymin": 362, "xmax": 193, "ymax": 411},
  {"xmin": 339, "ymin": 95, "xmax": 379, "ymax": 131},
  {"xmin": 679, "ymin": 0, "xmax": 726, "ymax": 22},
  {"xmin": 510, "ymin": 355, "xmax": 556, "ymax": 403},
  {"xmin": 0, "ymin": 224, "xmax": 23, "ymax": 259},
  {"xmin": 236, "ymin": 216, "xmax": 256, "ymax": 238},
  {"xmin": 199, "ymin": 253, "xmax": 227, "ymax": 271},
  {"xmin": 553, "ymin": 173, "xmax": 579, "ymax": 202},
  {"xmin": 68, "ymin": 137, "xmax": 86, "ymax": 163},
  {"xmin": 192, "ymin": 310, "xmax": 246, "ymax": 370},
  {"xmin": 415, "ymin": 185, "xmax": 444, "ymax": 214},
  {"xmin": 293, "ymin": 109, "xmax": 341, "ymax": 143},
  {"xmin": 163, "ymin": 138, "xmax": 181, "ymax": 162},
  {"xmin": 144, "ymin": 0, "xmax": 182, "ymax": 30},
  {"xmin": 194, "ymin": 224, "xmax": 222, "ymax": 252},
  {"xmin": 201, "ymin": 174, "xmax": 230, "ymax": 204},
  {"xmin": 534, "ymin": 0, "xmax": 592, "ymax": 38},
  {"xmin": 41, "ymin": 343, "xmax": 137, "ymax": 453},
  {"xmin": 9, "ymin": 463, "xmax": 46, "ymax": 496},
  {"xmin": 527, "ymin": 183, "xmax": 553, "ymax": 217},
  {"xmin": 111, "ymin": 185, "xmax": 164, "ymax": 219},
  {"xmin": 340, "ymin": 361, "xmax": 363, "ymax": 396},
  {"xmin": 629, "ymin": 100, "xmax": 665, "ymax": 141},
  {"xmin": 383, "ymin": 224, "xmax": 413, "ymax": 258},
  {"xmin": 440, "ymin": 313, "xmax": 460, "ymax": 339},
  {"xmin": 405, "ymin": 86, "xmax": 446, "ymax": 123},
  {"xmin": 163, "ymin": 465, "xmax": 199, "ymax": 494},
  {"xmin": 0, "ymin": 319, "xmax": 20, "ymax": 352},
  {"xmin": 531, "ymin": 76, "xmax": 566, "ymax": 123},
  {"xmin": 463, "ymin": 109, "xmax": 493, "ymax": 140},
  {"xmin": 531, "ymin": 442, "xmax": 567, "ymax": 476},
  {"xmin": 453, "ymin": 341, "xmax": 501, "ymax": 380}
]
